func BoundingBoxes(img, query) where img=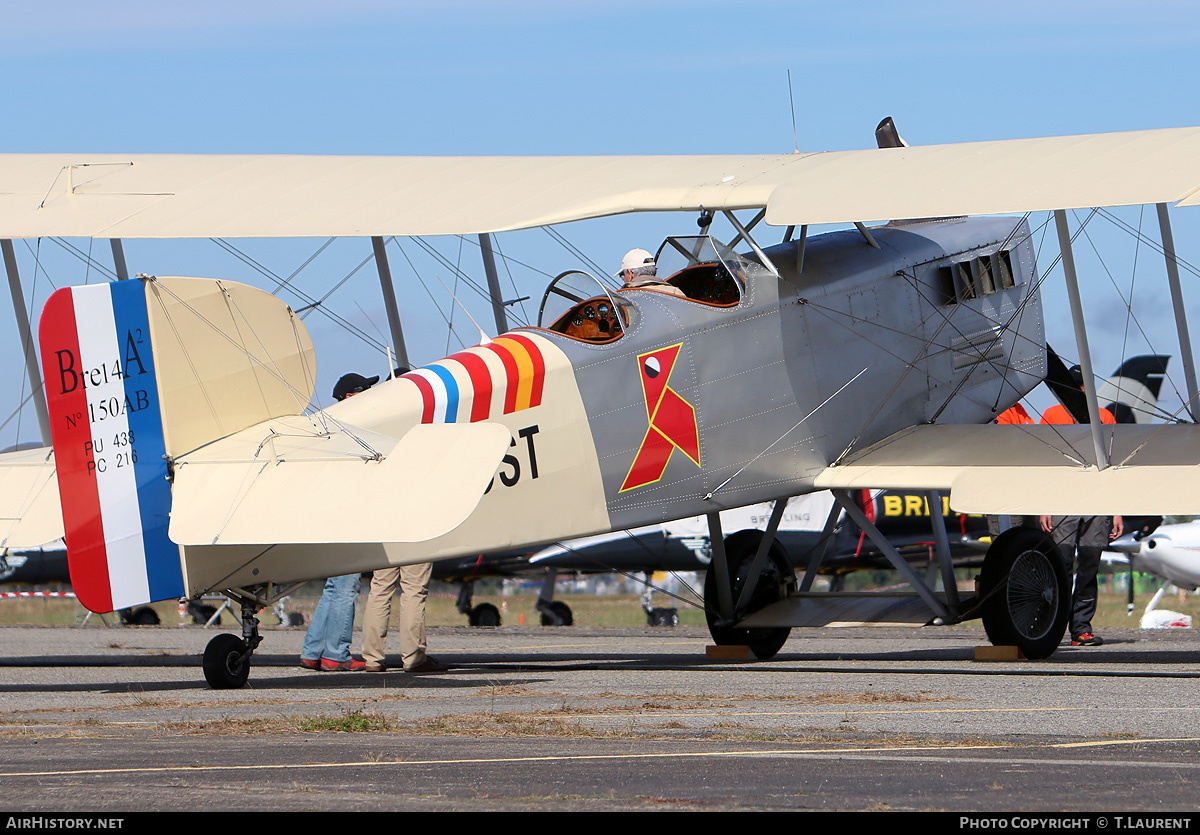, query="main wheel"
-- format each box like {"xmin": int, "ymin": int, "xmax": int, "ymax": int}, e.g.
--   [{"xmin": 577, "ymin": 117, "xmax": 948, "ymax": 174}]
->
[
  {"xmin": 979, "ymin": 527, "xmax": 1070, "ymax": 659},
  {"xmin": 704, "ymin": 530, "xmax": 793, "ymax": 659},
  {"xmin": 469, "ymin": 603, "xmax": 502, "ymax": 627},
  {"xmin": 647, "ymin": 607, "xmax": 679, "ymax": 627},
  {"xmin": 540, "ymin": 600, "xmax": 573, "ymax": 626},
  {"xmin": 203, "ymin": 633, "xmax": 251, "ymax": 689}
]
